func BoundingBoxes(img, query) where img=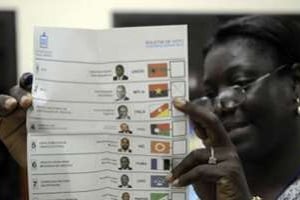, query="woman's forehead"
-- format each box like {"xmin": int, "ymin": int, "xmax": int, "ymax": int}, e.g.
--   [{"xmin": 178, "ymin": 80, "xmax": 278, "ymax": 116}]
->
[{"xmin": 203, "ymin": 38, "xmax": 277, "ymax": 78}]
